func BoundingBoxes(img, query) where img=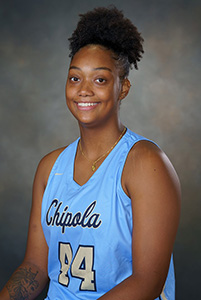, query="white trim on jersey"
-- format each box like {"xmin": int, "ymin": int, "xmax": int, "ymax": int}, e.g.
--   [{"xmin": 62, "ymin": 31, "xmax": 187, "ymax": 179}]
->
[{"xmin": 160, "ymin": 284, "xmax": 167, "ymax": 300}]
